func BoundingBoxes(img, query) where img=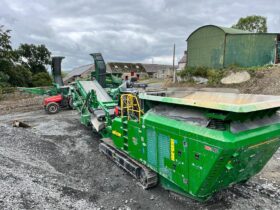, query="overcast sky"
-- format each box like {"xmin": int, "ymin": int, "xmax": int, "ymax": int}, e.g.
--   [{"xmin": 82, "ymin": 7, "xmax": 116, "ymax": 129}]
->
[{"xmin": 1, "ymin": 0, "xmax": 280, "ymax": 70}]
